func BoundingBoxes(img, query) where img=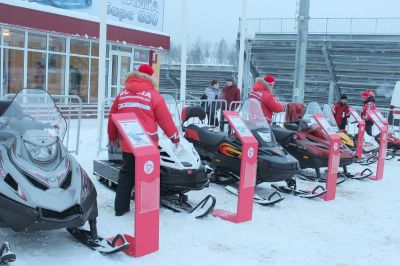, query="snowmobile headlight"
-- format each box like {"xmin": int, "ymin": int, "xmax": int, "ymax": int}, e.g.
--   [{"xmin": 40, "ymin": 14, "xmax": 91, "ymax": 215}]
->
[{"xmin": 24, "ymin": 142, "xmax": 58, "ymax": 162}]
